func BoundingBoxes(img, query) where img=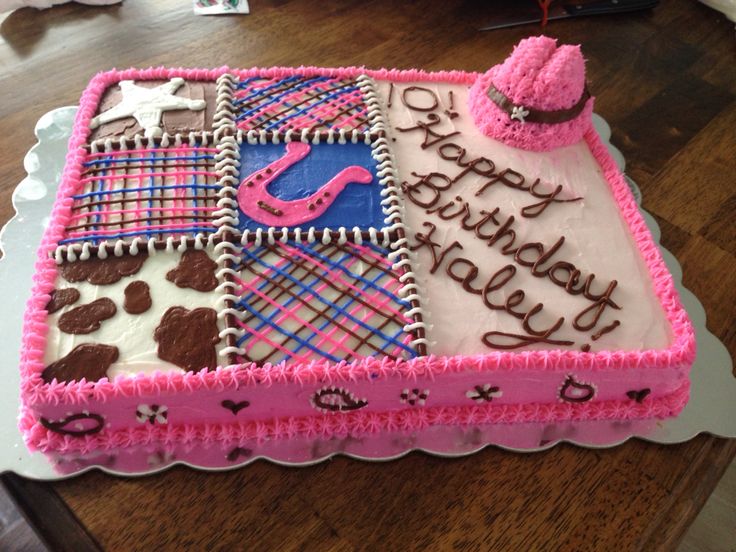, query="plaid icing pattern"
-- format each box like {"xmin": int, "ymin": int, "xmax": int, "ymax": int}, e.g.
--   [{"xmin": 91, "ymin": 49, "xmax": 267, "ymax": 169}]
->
[
  {"xmin": 61, "ymin": 145, "xmax": 220, "ymax": 245},
  {"xmin": 233, "ymin": 75, "xmax": 371, "ymax": 133},
  {"xmin": 231, "ymin": 240, "xmax": 416, "ymax": 365}
]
